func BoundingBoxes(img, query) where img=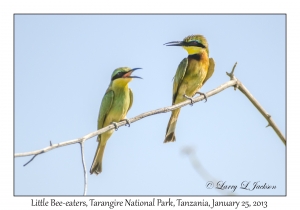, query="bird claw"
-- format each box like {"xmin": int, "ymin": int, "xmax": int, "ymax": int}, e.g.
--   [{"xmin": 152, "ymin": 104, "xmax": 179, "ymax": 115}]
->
[
  {"xmin": 120, "ymin": 118, "xmax": 131, "ymax": 127},
  {"xmin": 183, "ymin": 94, "xmax": 195, "ymax": 106},
  {"xmin": 110, "ymin": 122, "xmax": 119, "ymax": 131},
  {"xmin": 194, "ymin": 92, "xmax": 207, "ymax": 102}
]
